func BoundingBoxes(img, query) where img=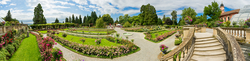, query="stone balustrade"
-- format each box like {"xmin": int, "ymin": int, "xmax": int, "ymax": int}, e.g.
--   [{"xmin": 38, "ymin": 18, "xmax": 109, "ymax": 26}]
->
[{"xmin": 221, "ymin": 27, "xmax": 250, "ymax": 43}]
